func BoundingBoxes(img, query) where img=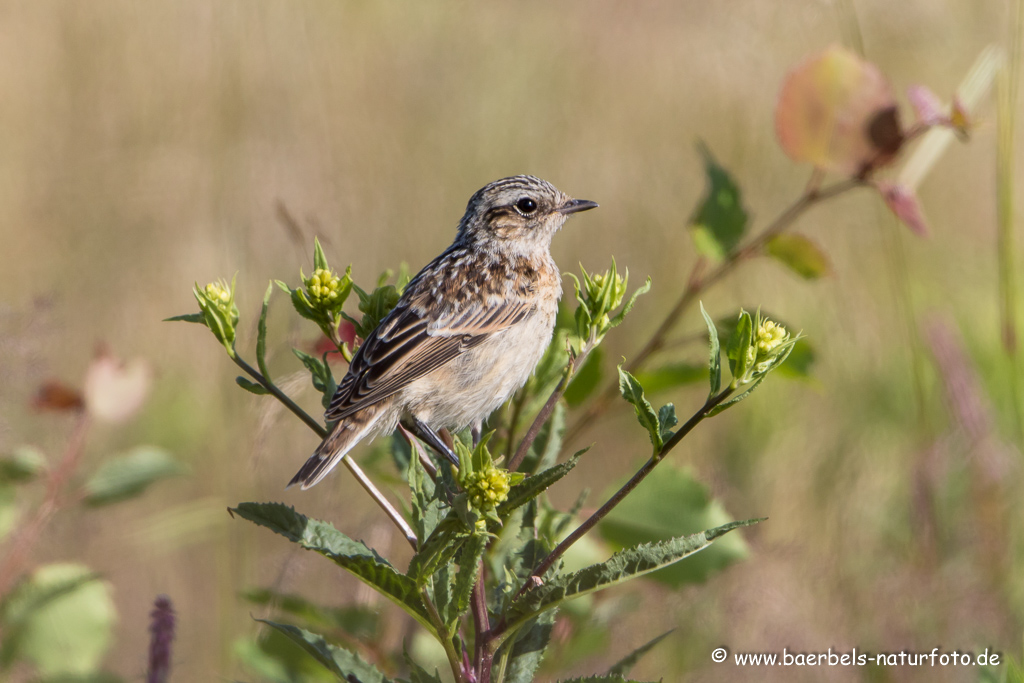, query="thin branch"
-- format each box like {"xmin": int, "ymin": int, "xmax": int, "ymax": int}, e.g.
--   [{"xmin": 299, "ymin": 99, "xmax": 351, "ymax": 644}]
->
[
  {"xmin": 233, "ymin": 353, "xmax": 418, "ymax": 549},
  {"xmin": 507, "ymin": 342, "xmax": 591, "ymax": 473},
  {"xmin": 513, "ymin": 385, "xmax": 735, "ymax": 603},
  {"xmin": 565, "ymin": 176, "xmax": 863, "ymax": 443},
  {"xmin": 422, "ymin": 588, "xmax": 466, "ymax": 683},
  {"xmin": 0, "ymin": 413, "xmax": 91, "ymax": 596},
  {"xmin": 472, "ymin": 560, "xmax": 492, "ymax": 683}
]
